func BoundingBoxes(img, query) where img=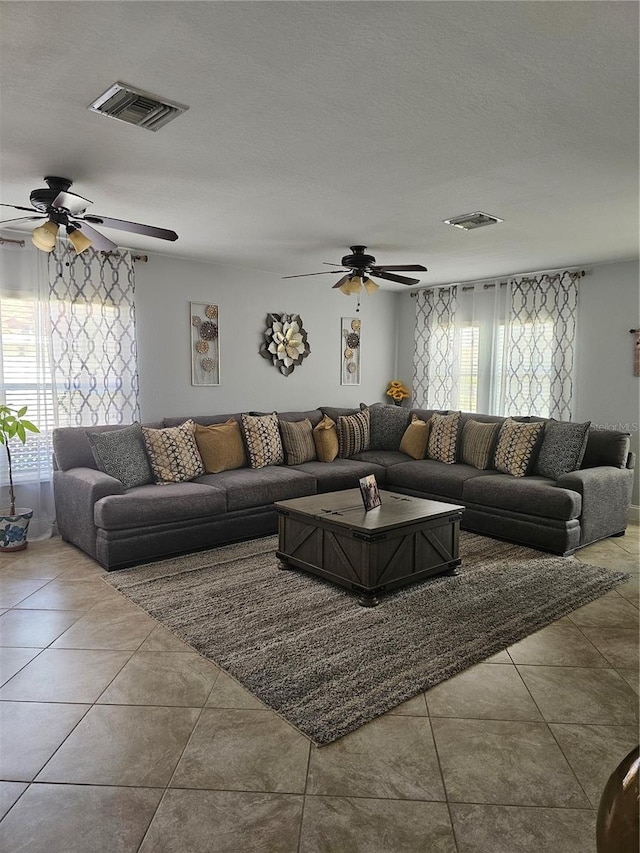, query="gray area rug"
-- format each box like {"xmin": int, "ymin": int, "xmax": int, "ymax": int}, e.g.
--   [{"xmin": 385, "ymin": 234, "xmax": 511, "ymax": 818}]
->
[{"xmin": 105, "ymin": 533, "xmax": 628, "ymax": 745}]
